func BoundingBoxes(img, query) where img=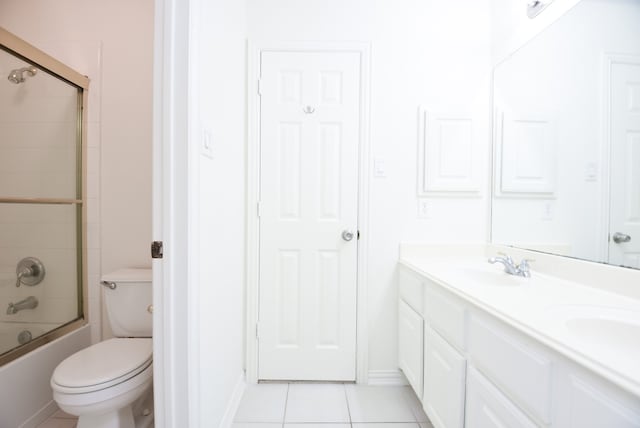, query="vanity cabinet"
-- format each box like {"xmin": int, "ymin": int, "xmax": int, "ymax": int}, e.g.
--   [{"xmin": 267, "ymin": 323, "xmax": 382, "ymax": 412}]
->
[
  {"xmin": 424, "ymin": 325, "xmax": 466, "ymax": 428},
  {"xmin": 466, "ymin": 366, "xmax": 537, "ymax": 428},
  {"xmin": 398, "ymin": 268, "xmax": 425, "ymax": 397},
  {"xmin": 398, "ymin": 300, "xmax": 423, "ymax": 397},
  {"xmin": 397, "ymin": 263, "xmax": 640, "ymax": 428}
]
